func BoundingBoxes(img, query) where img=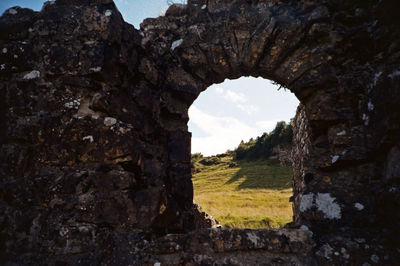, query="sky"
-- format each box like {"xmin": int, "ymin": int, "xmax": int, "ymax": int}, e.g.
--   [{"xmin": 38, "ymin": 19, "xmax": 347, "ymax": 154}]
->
[
  {"xmin": 189, "ymin": 78, "xmax": 299, "ymax": 156},
  {"xmin": 1, "ymin": 1, "xmax": 300, "ymax": 156},
  {"xmin": 0, "ymin": 0, "xmax": 171, "ymax": 28}
]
